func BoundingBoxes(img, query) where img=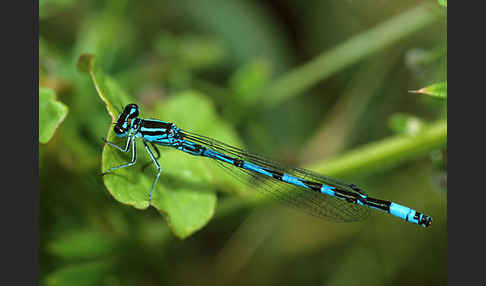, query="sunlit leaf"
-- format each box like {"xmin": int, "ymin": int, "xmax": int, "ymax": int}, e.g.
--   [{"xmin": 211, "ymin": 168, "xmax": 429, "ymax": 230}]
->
[
  {"xmin": 153, "ymin": 91, "xmax": 245, "ymax": 194},
  {"xmin": 78, "ymin": 54, "xmax": 243, "ymax": 238}
]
